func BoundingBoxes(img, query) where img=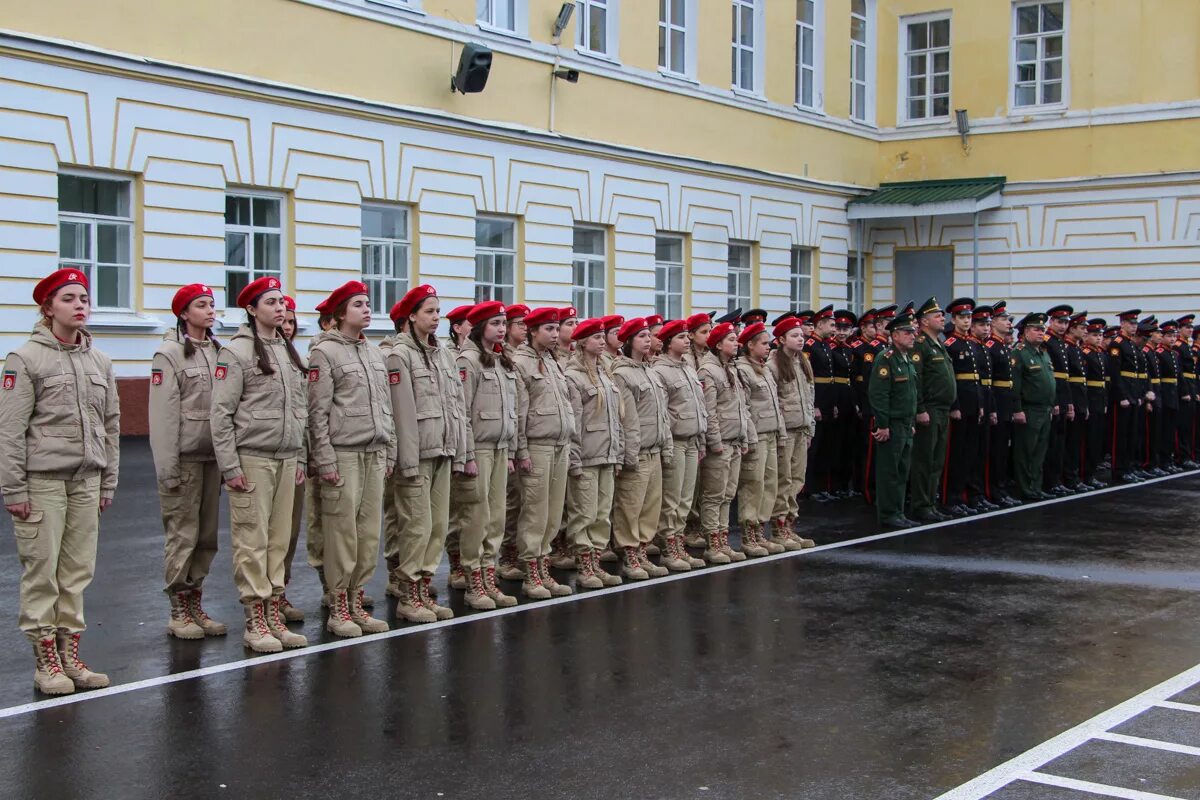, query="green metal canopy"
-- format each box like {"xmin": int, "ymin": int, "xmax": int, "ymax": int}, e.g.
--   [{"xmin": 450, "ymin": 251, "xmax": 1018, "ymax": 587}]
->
[{"xmin": 847, "ymin": 176, "xmax": 1006, "ymax": 220}]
